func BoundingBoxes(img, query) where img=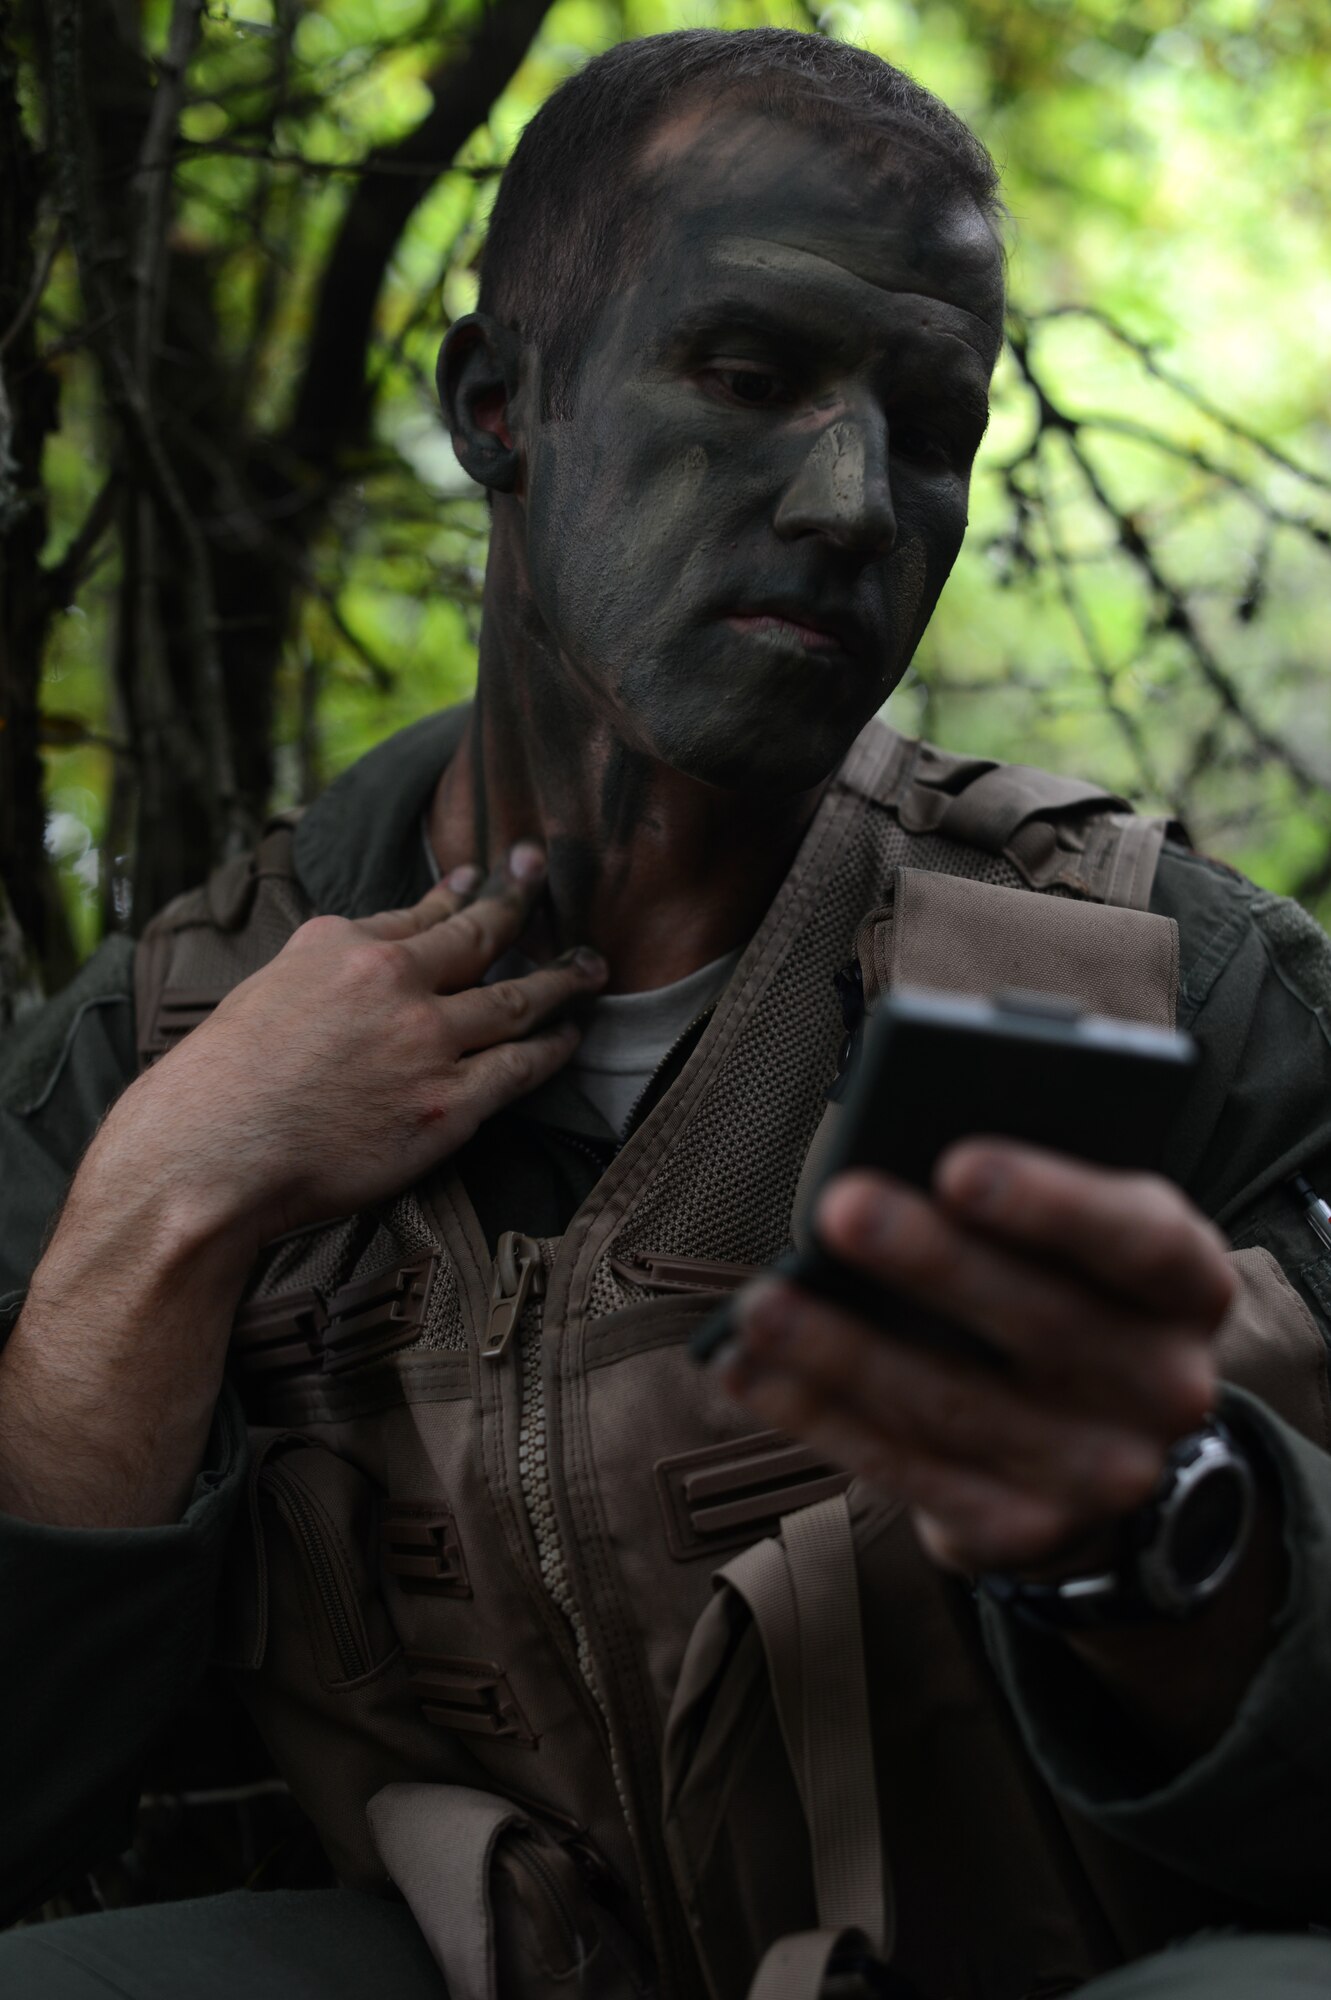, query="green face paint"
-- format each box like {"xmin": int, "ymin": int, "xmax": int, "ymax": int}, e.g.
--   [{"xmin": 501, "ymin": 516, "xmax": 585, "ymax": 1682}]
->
[{"xmin": 516, "ymin": 113, "xmax": 1005, "ymax": 797}]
